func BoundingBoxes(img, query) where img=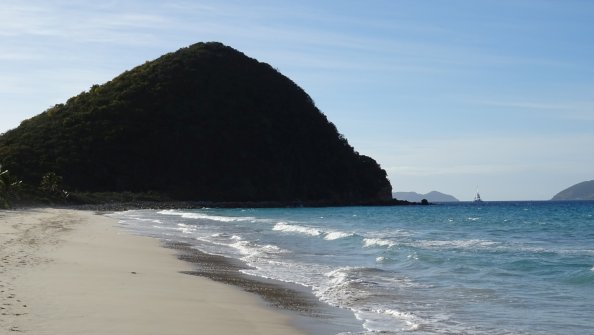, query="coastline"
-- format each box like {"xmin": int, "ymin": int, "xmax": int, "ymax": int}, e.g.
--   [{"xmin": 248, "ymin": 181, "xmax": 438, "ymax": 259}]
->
[
  {"xmin": 0, "ymin": 208, "xmax": 312, "ymax": 334},
  {"xmin": 59, "ymin": 197, "xmax": 423, "ymax": 212}
]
